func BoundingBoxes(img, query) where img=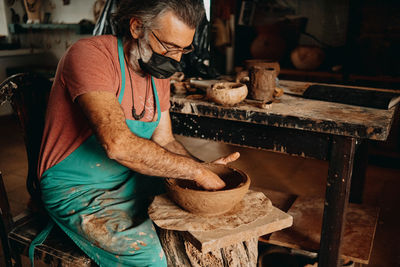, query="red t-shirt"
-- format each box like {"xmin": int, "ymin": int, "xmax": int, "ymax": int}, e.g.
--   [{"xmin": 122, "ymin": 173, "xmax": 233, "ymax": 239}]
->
[{"xmin": 38, "ymin": 35, "xmax": 171, "ymax": 178}]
